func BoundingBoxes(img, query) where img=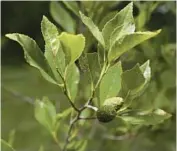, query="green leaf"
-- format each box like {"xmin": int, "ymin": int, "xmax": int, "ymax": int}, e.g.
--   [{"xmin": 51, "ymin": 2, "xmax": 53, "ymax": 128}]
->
[
  {"xmin": 98, "ymin": 11, "xmax": 117, "ymax": 30},
  {"xmin": 102, "ymin": 2, "xmax": 135, "ymax": 50},
  {"xmin": 87, "ymin": 52, "xmax": 101, "ymax": 87},
  {"xmin": 108, "ymin": 30, "xmax": 161, "ymax": 62},
  {"xmin": 50, "ymin": 1, "xmax": 76, "ymax": 33},
  {"xmin": 120, "ymin": 64, "xmax": 145, "ymax": 99},
  {"xmin": 78, "ymin": 53, "xmax": 92, "ymax": 100},
  {"xmin": 99, "ymin": 62, "xmax": 122, "ymax": 105},
  {"xmin": 41, "ymin": 16, "xmax": 65, "ymax": 78},
  {"xmin": 34, "ymin": 97, "xmax": 56, "ymax": 132},
  {"xmin": 5, "ymin": 33, "xmax": 59, "ymax": 85},
  {"xmin": 79, "ymin": 11, "xmax": 105, "ymax": 48},
  {"xmin": 65, "ymin": 64, "xmax": 80, "ymax": 102},
  {"xmin": 56, "ymin": 107, "xmax": 72, "ymax": 120},
  {"xmin": 59, "ymin": 32, "xmax": 85, "ymax": 65},
  {"xmin": 140, "ymin": 60, "xmax": 151, "ymax": 84},
  {"xmin": 119, "ymin": 61, "xmax": 151, "ymax": 110},
  {"xmin": 118, "ymin": 109, "xmax": 171, "ymax": 125},
  {"xmin": 62, "ymin": 1, "xmax": 80, "ymax": 16},
  {"xmin": 1, "ymin": 139, "xmax": 15, "ymax": 151}
]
